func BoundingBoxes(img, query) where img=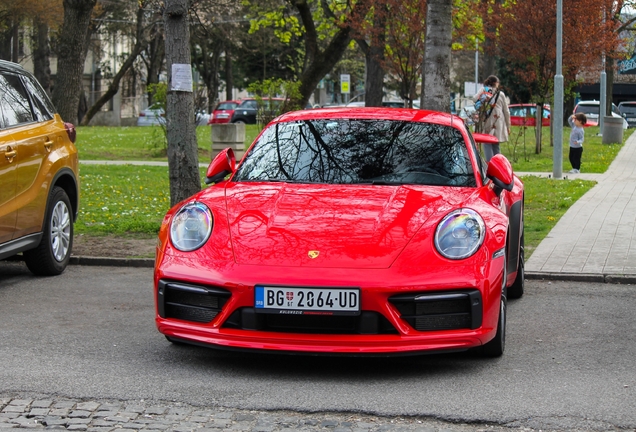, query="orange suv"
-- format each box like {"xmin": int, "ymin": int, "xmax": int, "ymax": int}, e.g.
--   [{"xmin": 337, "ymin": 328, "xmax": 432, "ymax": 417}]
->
[{"xmin": 0, "ymin": 60, "xmax": 79, "ymax": 275}]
